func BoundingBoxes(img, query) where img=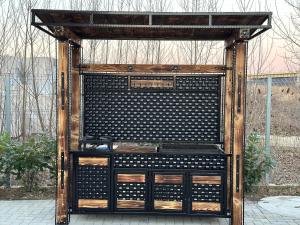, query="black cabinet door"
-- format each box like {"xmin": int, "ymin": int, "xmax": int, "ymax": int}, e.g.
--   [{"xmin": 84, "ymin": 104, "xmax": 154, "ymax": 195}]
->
[
  {"xmin": 189, "ymin": 173, "xmax": 225, "ymax": 215},
  {"xmin": 114, "ymin": 171, "xmax": 148, "ymax": 211},
  {"xmin": 75, "ymin": 157, "xmax": 110, "ymax": 211},
  {"xmin": 152, "ymin": 172, "xmax": 186, "ymax": 212}
]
